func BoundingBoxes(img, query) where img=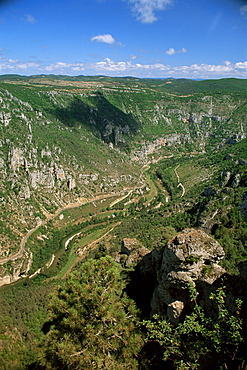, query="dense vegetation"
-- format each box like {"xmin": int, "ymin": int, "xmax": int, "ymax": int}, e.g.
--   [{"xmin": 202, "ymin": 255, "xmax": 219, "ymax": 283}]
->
[
  {"xmin": 1, "ymin": 136, "xmax": 247, "ymax": 369},
  {"xmin": 1, "ymin": 76, "xmax": 247, "ymax": 369},
  {"xmin": 40, "ymin": 256, "xmax": 143, "ymax": 370},
  {"xmin": 144, "ymin": 284, "xmax": 243, "ymax": 370}
]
